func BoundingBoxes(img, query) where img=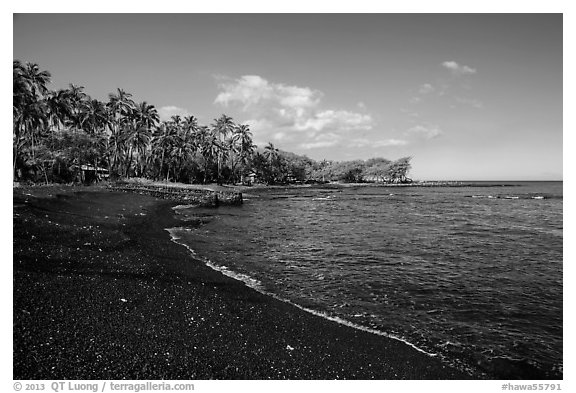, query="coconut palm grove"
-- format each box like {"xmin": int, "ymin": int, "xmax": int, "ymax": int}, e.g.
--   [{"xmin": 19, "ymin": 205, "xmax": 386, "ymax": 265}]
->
[{"xmin": 13, "ymin": 60, "xmax": 412, "ymax": 186}]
